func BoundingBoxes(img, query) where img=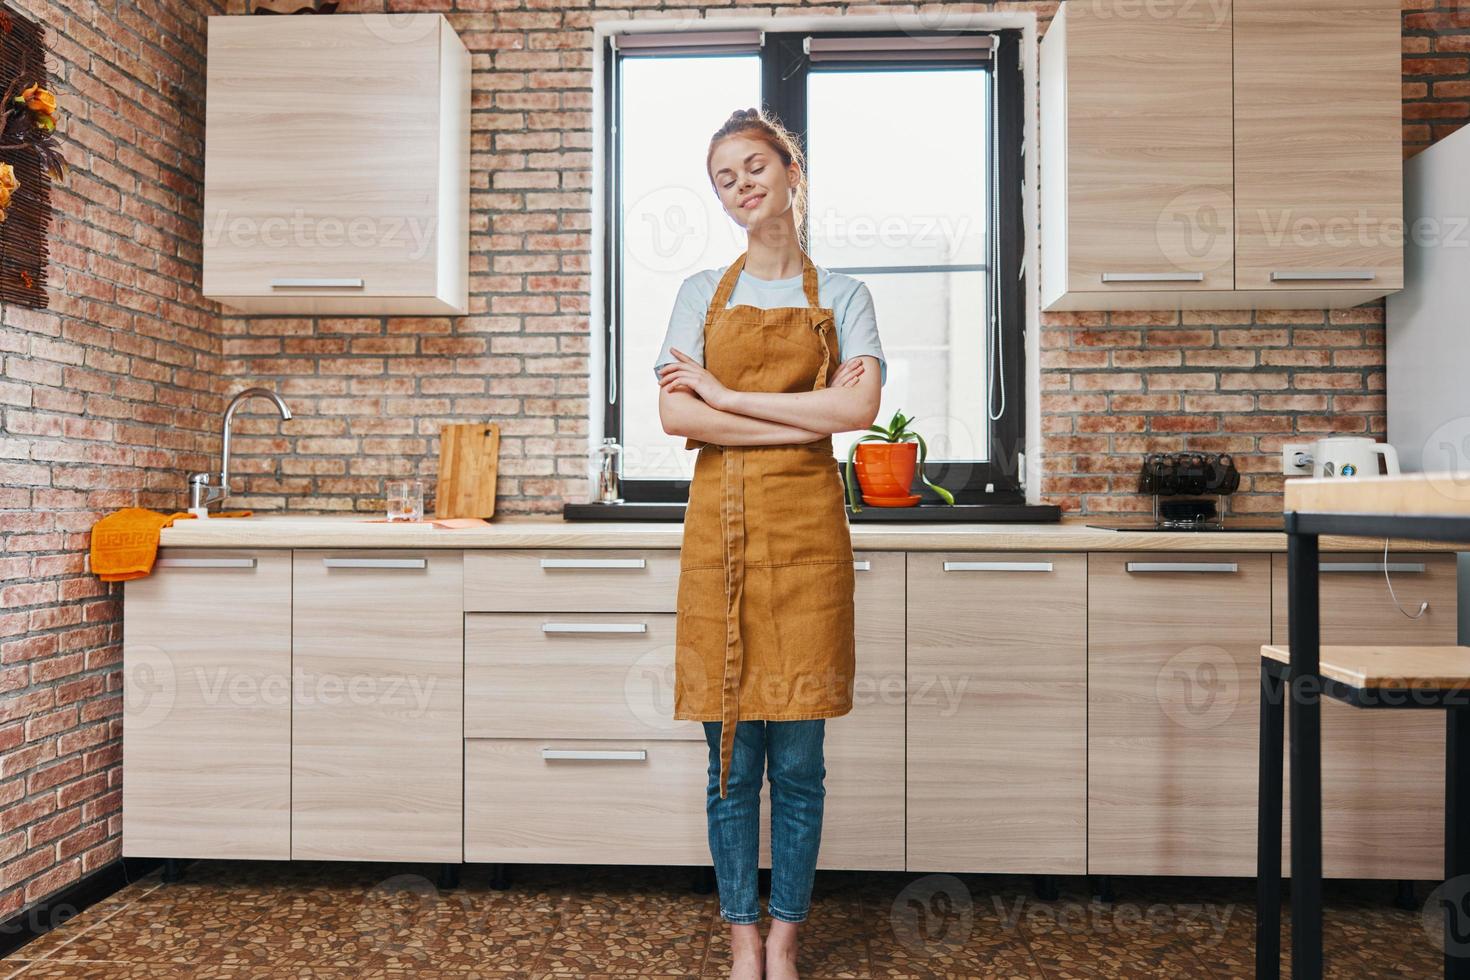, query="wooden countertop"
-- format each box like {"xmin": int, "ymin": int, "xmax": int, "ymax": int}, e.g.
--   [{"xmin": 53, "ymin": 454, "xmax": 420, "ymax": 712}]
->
[
  {"xmin": 156, "ymin": 512, "xmax": 1462, "ymax": 552},
  {"xmin": 1286, "ymin": 472, "xmax": 1470, "ymax": 518}
]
